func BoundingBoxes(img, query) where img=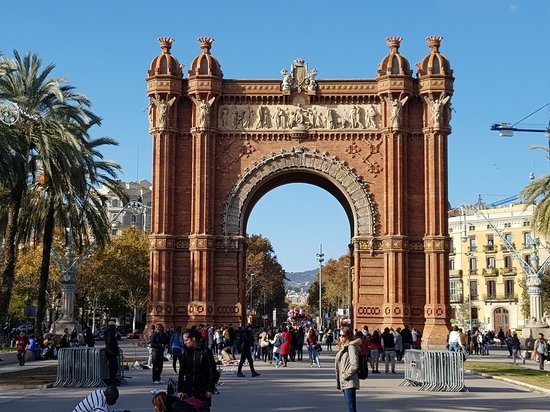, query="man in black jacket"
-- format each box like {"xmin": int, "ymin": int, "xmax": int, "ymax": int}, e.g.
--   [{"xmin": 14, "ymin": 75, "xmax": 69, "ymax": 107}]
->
[
  {"xmin": 236, "ymin": 324, "xmax": 261, "ymax": 377},
  {"xmin": 150, "ymin": 323, "xmax": 168, "ymax": 384},
  {"xmin": 104, "ymin": 321, "xmax": 120, "ymax": 386},
  {"xmin": 177, "ymin": 329, "xmax": 218, "ymax": 408}
]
